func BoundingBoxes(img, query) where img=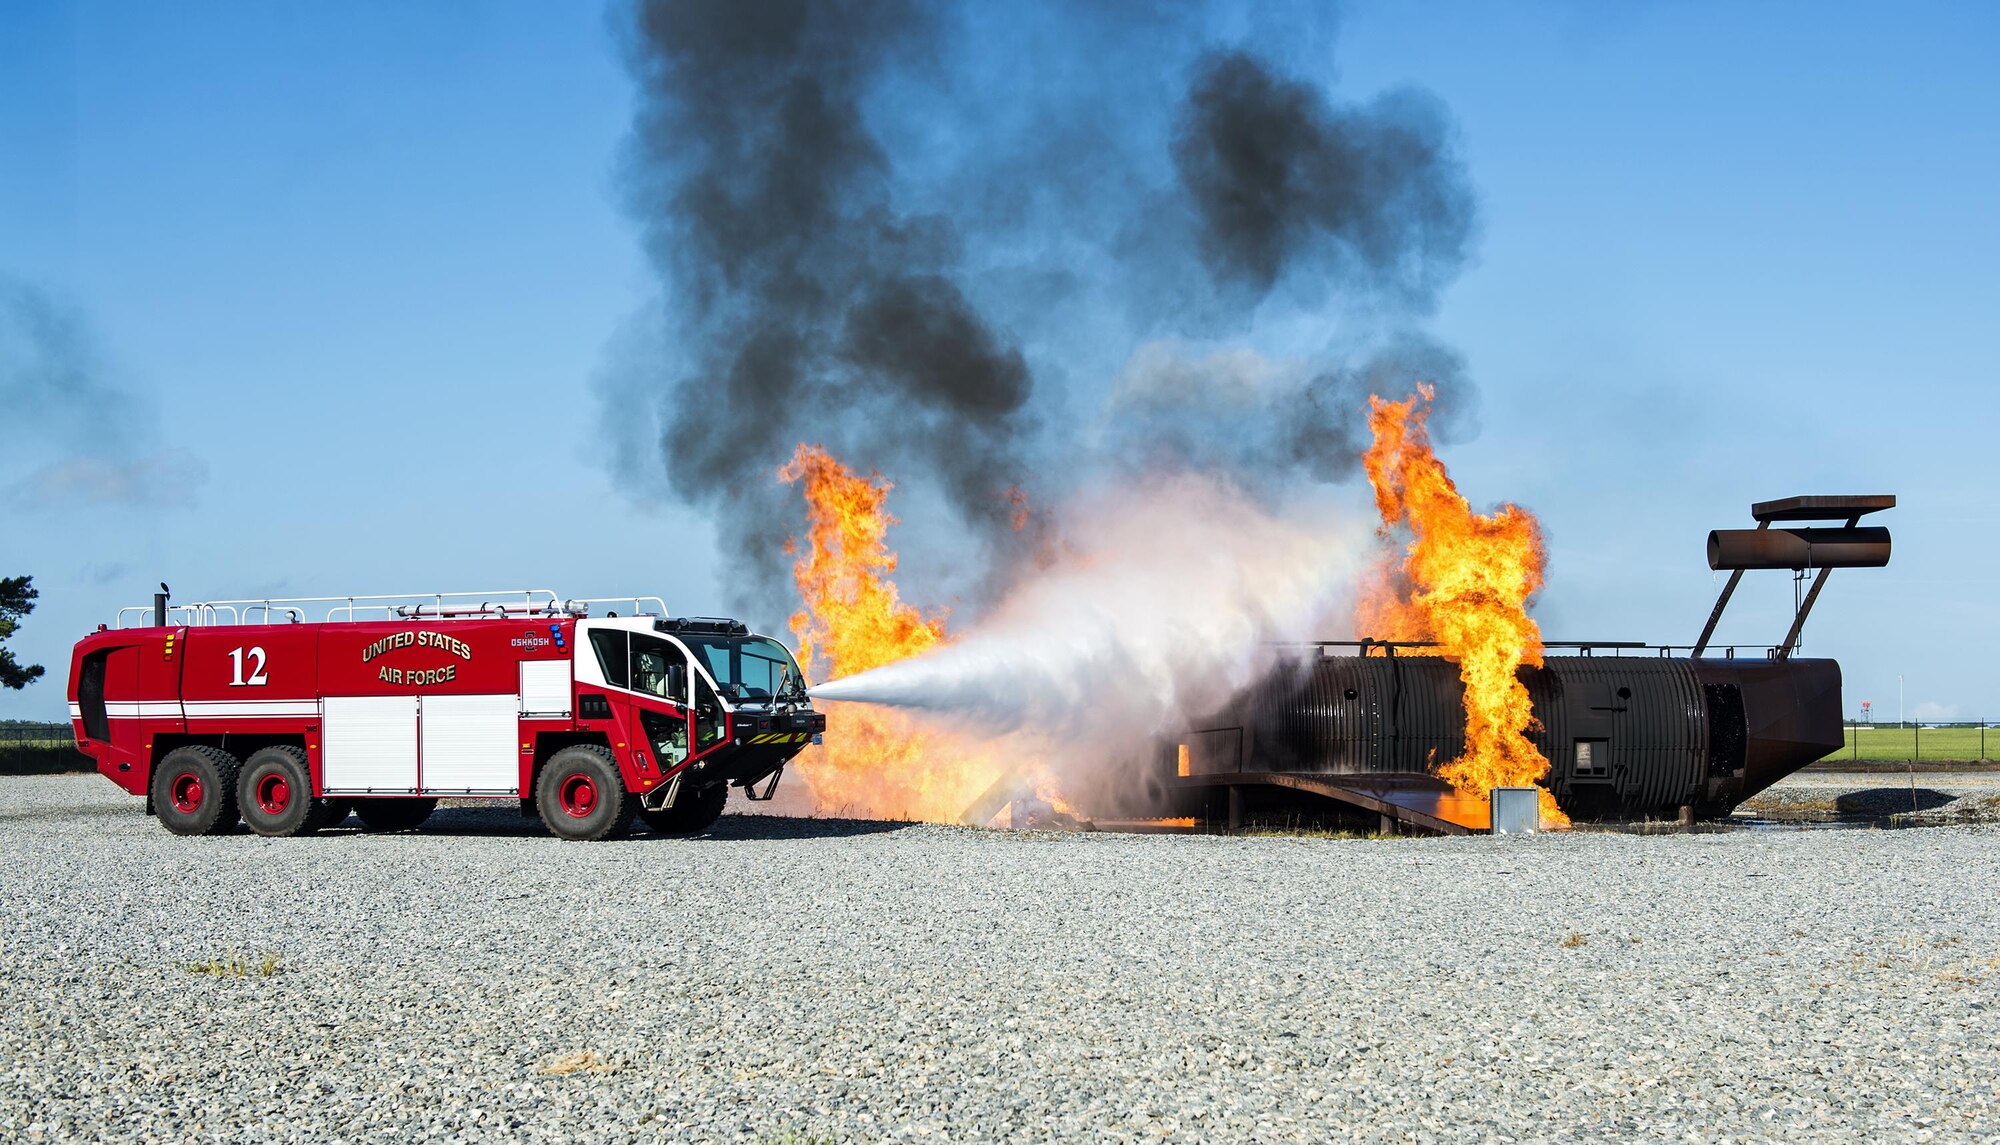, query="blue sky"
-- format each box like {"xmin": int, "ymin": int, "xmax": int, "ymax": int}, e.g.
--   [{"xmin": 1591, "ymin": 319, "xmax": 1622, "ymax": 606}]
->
[{"xmin": 2, "ymin": 1, "xmax": 1995, "ymax": 723}]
